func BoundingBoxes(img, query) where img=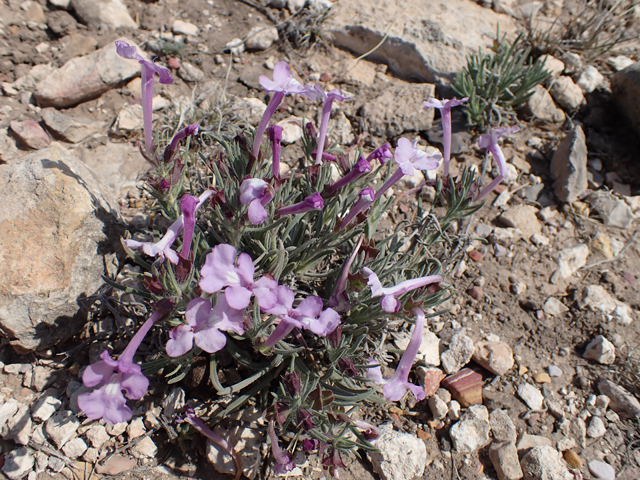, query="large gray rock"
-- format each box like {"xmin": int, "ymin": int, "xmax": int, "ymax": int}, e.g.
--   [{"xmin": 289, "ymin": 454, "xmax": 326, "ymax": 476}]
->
[
  {"xmin": 521, "ymin": 445, "xmax": 572, "ymax": 480},
  {"xmin": 587, "ymin": 190, "xmax": 636, "ymax": 229},
  {"xmin": 359, "ymin": 82, "xmax": 435, "ymax": 137},
  {"xmin": 369, "ymin": 423, "xmax": 427, "ymax": 480},
  {"xmin": 326, "ymin": 0, "xmax": 517, "ymax": 83},
  {"xmin": 34, "ymin": 38, "xmax": 144, "ymax": 108},
  {"xmin": 70, "ymin": 0, "xmax": 137, "ymax": 30},
  {"xmin": 449, "ymin": 405, "xmax": 491, "ymax": 453},
  {"xmin": 612, "ymin": 61, "xmax": 640, "ymax": 136},
  {"xmin": 0, "ymin": 143, "xmax": 120, "ymax": 351},
  {"xmin": 550, "ymin": 126, "xmax": 587, "ymax": 202}
]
